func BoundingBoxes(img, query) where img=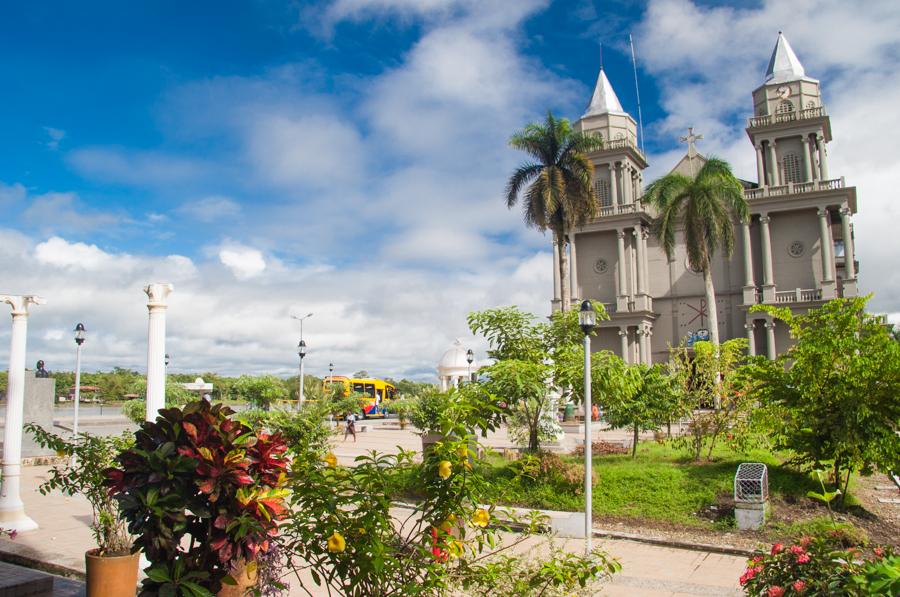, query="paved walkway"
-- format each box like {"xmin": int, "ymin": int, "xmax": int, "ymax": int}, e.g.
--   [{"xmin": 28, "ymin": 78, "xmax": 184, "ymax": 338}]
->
[{"xmin": 0, "ymin": 423, "xmax": 746, "ymax": 596}]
